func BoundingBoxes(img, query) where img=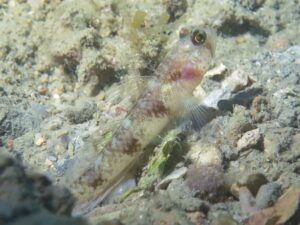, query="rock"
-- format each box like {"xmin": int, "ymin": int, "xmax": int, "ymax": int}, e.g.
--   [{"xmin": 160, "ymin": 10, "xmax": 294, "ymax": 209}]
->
[
  {"xmin": 0, "ymin": 110, "xmax": 41, "ymax": 138},
  {"xmin": 242, "ymin": 173, "xmax": 268, "ymax": 196},
  {"xmin": 188, "ymin": 143, "xmax": 222, "ymax": 167},
  {"xmin": 186, "ymin": 211, "xmax": 206, "ymax": 225},
  {"xmin": 65, "ymin": 100, "xmax": 97, "ymax": 124},
  {"xmin": 263, "ymin": 128, "xmax": 294, "ymax": 160},
  {"xmin": 198, "ymin": 69, "xmax": 255, "ymax": 111},
  {"xmin": 37, "ymin": 85, "xmax": 48, "ymax": 95},
  {"xmin": 223, "ymin": 105, "xmax": 254, "ymax": 145},
  {"xmin": 0, "ymin": 105, "xmax": 8, "ymax": 124},
  {"xmin": 236, "ymin": 128, "xmax": 262, "ymax": 152},
  {"xmin": 263, "ymin": 135, "xmax": 281, "ymax": 160},
  {"xmin": 222, "ymin": 69, "xmax": 252, "ymax": 93},
  {"xmin": 250, "ymin": 96, "xmax": 271, "ymax": 123},
  {"xmin": 46, "ymin": 118, "xmax": 63, "ymax": 131},
  {"xmin": 281, "ymin": 133, "xmax": 300, "ymax": 162},
  {"xmin": 211, "ymin": 214, "xmax": 239, "ymax": 225},
  {"xmin": 238, "ymin": 0, "xmax": 266, "ymax": 11},
  {"xmin": 247, "ymin": 186, "xmax": 300, "ymax": 225},
  {"xmin": 166, "ymin": 0, "xmax": 188, "ymax": 23},
  {"xmin": 45, "ymin": 158, "xmax": 54, "ymax": 168},
  {"xmin": 156, "ymin": 167, "xmax": 187, "ymax": 190},
  {"xmin": 0, "ymin": 154, "xmax": 88, "ymax": 225},
  {"xmin": 255, "ymin": 182, "xmax": 282, "ymax": 209},
  {"xmin": 227, "ymin": 85, "xmax": 263, "ymax": 109},
  {"xmin": 205, "ymin": 63, "xmax": 228, "ymax": 80},
  {"xmin": 221, "ymin": 145, "xmax": 238, "ymax": 161},
  {"xmin": 10, "ymin": 212, "xmax": 88, "ymax": 225},
  {"xmin": 166, "ymin": 178, "xmax": 209, "ymax": 212},
  {"xmin": 121, "ymin": 199, "xmax": 193, "ymax": 225},
  {"xmin": 278, "ymin": 108, "xmax": 297, "ymax": 127},
  {"xmin": 186, "ymin": 164, "xmax": 224, "ymax": 195},
  {"xmin": 35, "ymin": 133, "xmax": 47, "ymax": 146}
]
